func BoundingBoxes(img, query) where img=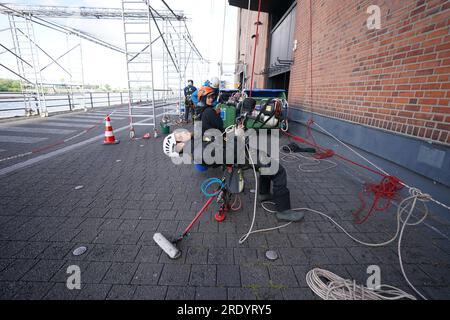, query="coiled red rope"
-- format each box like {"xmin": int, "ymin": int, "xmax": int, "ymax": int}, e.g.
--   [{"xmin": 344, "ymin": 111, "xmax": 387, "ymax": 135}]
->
[{"xmin": 353, "ymin": 176, "xmax": 404, "ymax": 224}]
